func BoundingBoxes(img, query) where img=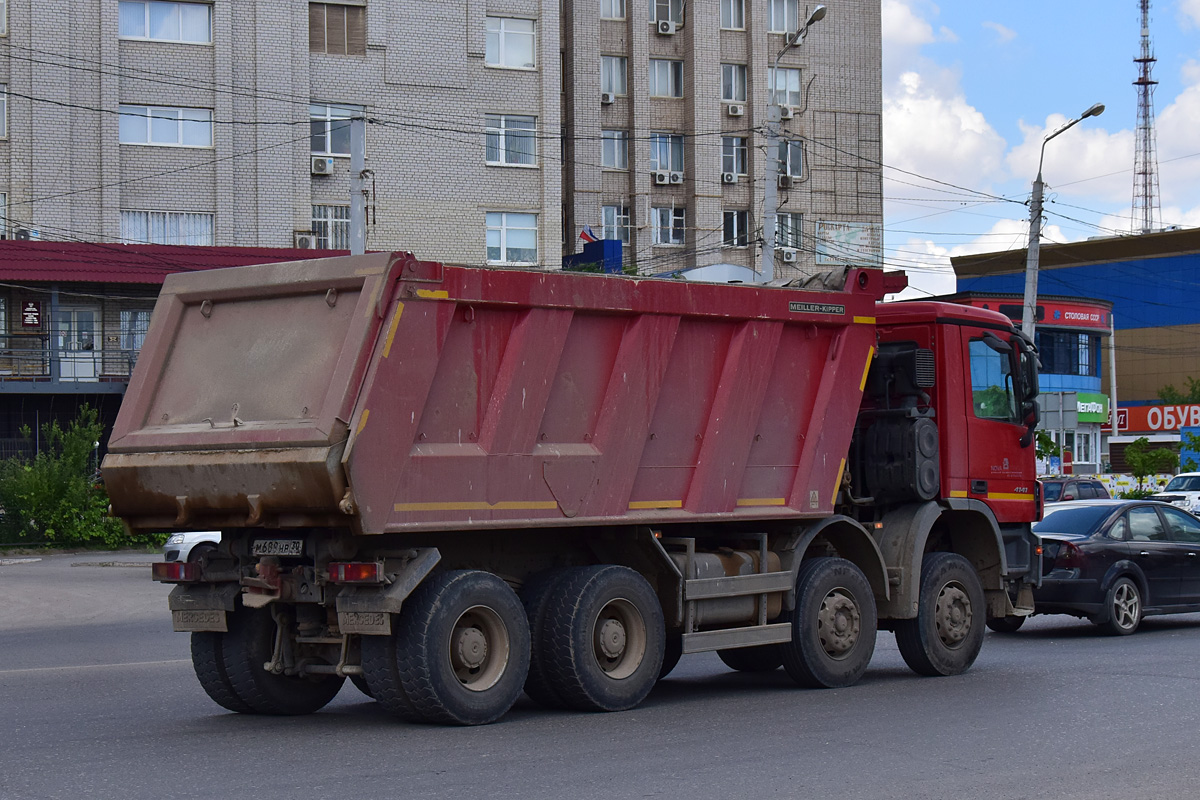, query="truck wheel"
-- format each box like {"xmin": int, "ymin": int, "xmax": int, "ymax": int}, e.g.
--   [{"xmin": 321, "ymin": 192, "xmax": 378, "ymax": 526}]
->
[
  {"xmin": 361, "ymin": 632, "xmax": 419, "ymax": 720},
  {"xmin": 221, "ymin": 606, "xmax": 345, "ymax": 715},
  {"xmin": 986, "ymin": 615, "xmax": 1026, "ymax": 634},
  {"xmin": 541, "ymin": 565, "xmax": 665, "ymax": 712},
  {"xmin": 521, "ymin": 569, "xmax": 571, "ymax": 709},
  {"xmin": 781, "ymin": 557, "xmax": 877, "ymax": 689},
  {"xmin": 894, "ymin": 552, "xmax": 986, "ymax": 676},
  {"xmin": 190, "ymin": 631, "xmax": 253, "ymax": 713},
  {"xmin": 718, "ymin": 644, "xmax": 784, "ymax": 673},
  {"xmin": 659, "ymin": 632, "xmax": 683, "ymax": 680},
  {"xmin": 390, "ymin": 570, "xmax": 531, "ymax": 725}
]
